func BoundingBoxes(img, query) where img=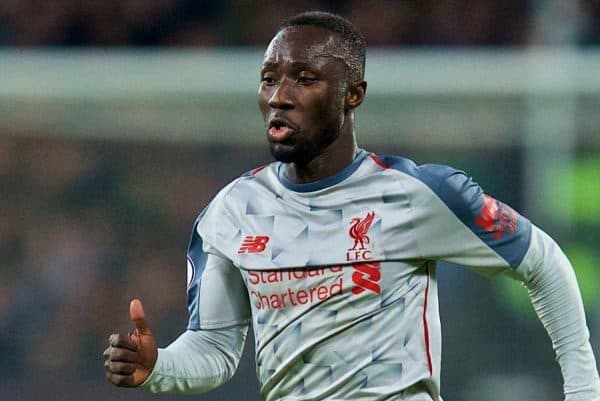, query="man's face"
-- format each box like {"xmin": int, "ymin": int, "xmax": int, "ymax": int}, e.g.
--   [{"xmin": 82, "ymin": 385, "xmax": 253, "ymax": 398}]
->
[{"xmin": 258, "ymin": 26, "xmax": 350, "ymax": 165}]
